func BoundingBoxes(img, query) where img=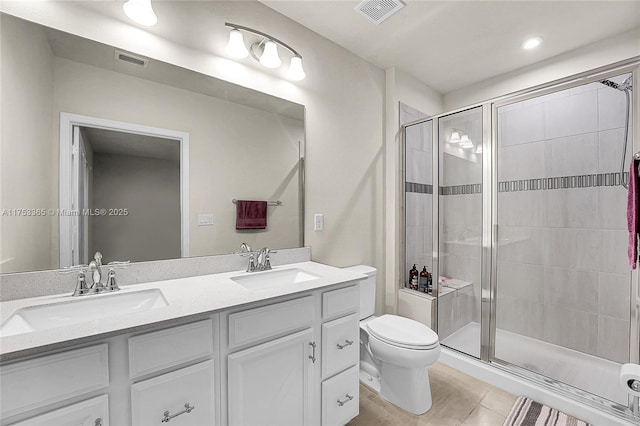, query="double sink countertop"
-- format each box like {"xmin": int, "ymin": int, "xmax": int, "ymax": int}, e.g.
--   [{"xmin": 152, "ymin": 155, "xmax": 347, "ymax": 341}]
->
[{"xmin": 0, "ymin": 262, "xmax": 365, "ymax": 361}]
